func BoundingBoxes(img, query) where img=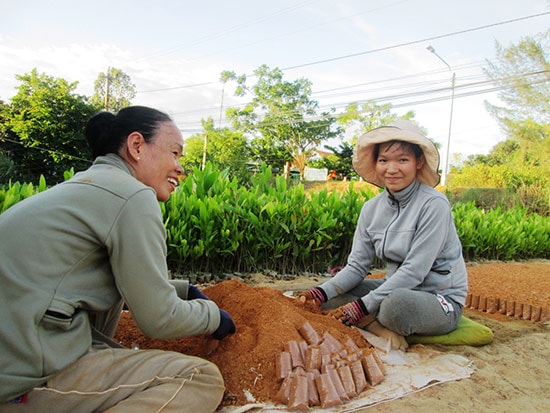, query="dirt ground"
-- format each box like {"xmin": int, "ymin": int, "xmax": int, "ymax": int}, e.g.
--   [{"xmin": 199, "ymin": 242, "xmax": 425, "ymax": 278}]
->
[{"xmin": 232, "ymin": 260, "xmax": 550, "ymax": 412}]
